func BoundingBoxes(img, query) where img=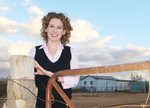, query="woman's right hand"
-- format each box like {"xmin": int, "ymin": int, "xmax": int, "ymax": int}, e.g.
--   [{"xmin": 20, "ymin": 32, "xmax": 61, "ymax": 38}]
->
[{"xmin": 34, "ymin": 60, "xmax": 54, "ymax": 77}]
